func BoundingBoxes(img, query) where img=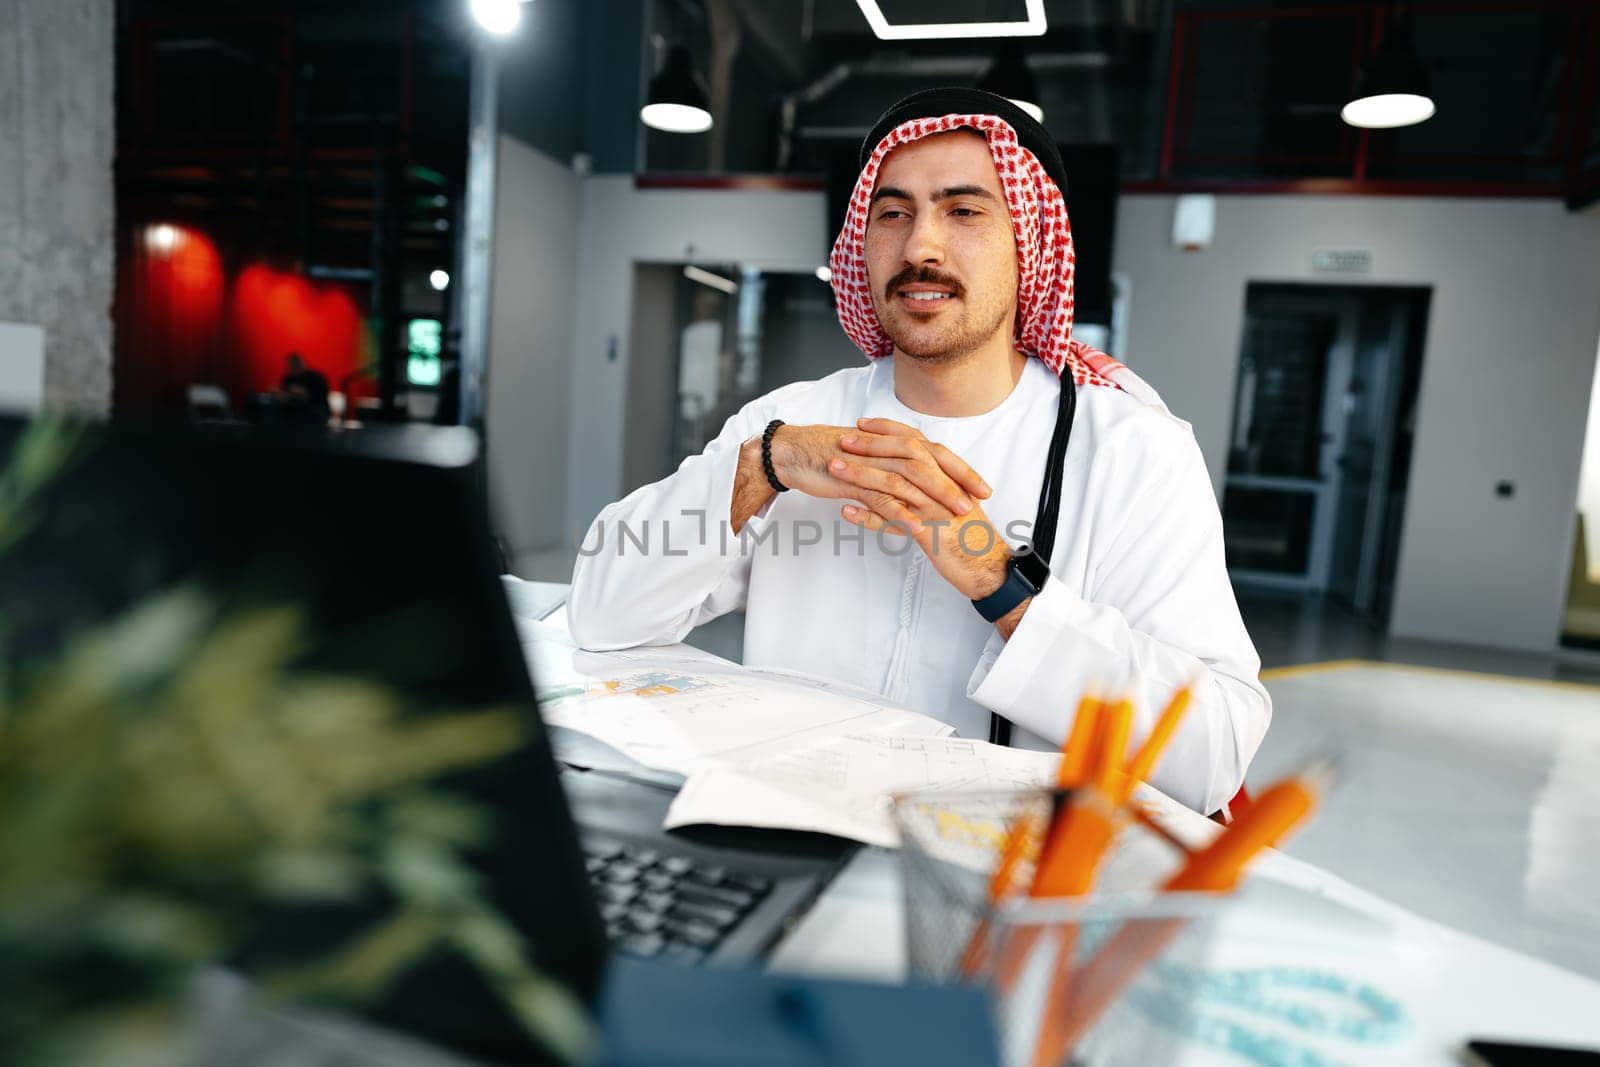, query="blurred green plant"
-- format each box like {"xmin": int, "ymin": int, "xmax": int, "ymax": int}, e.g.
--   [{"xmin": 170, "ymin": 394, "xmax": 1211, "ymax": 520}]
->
[
  {"xmin": 0, "ymin": 421, "xmax": 593, "ymax": 1066},
  {"xmin": 0, "ymin": 417, "xmax": 88, "ymax": 556}
]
